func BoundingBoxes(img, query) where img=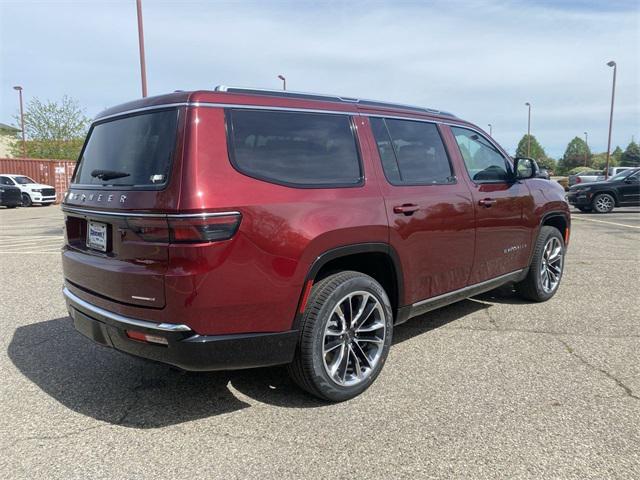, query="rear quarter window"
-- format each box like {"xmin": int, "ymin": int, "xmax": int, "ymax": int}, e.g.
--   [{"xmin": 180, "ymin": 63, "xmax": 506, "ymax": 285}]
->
[{"xmin": 226, "ymin": 109, "xmax": 362, "ymax": 188}]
